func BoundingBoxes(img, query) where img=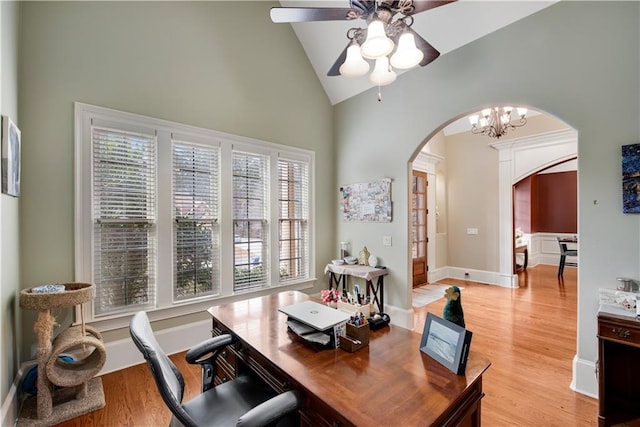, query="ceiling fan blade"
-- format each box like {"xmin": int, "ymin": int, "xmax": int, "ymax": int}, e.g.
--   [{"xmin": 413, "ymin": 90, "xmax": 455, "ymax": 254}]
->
[
  {"xmin": 405, "ymin": 27, "xmax": 440, "ymax": 66},
  {"xmin": 404, "ymin": 0, "xmax": 456, "ymax": 15},
  {"xmin": 270, "ymin": 7, "xmax": 362, "ymax": 23},
  {"xmin": 327, "ymin": 42, "xmax": 351, "ymax": 77}
]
